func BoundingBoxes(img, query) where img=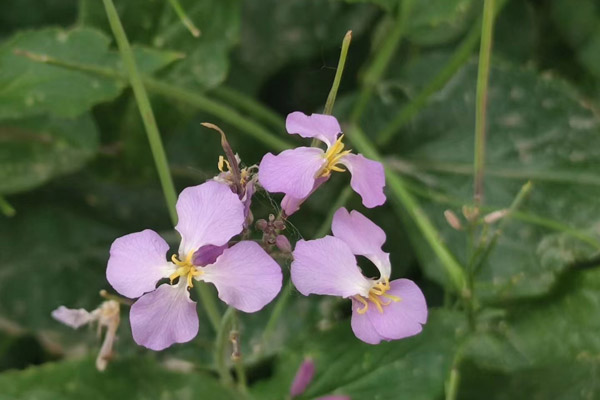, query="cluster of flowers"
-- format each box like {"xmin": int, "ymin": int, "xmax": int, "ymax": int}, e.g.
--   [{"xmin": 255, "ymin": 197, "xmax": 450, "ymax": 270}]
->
[{"xmin": 54, "ymin": 112, "xmax": 427, "ymax": 355}]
